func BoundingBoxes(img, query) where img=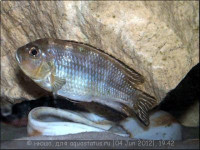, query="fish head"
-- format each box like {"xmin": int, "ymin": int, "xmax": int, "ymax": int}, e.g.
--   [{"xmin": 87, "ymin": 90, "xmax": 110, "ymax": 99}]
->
[{"xmin": 15, "ymin": 39, "xmax": 55, "ymax": 81}]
